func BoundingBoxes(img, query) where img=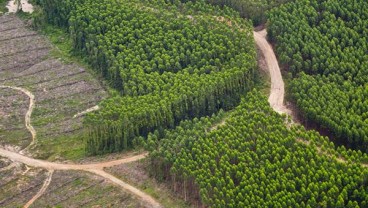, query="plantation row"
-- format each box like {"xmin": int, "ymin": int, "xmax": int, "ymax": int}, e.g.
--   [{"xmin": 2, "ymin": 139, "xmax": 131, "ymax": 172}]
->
[
  {"xmin": 149, "ymin": 91, "xmax": 368, "ymax": 207},
  {"xmin": 34, "ymin": 0, "xmax": 257, "ymax": 154},
  {"xmin": 183, "ymin": 0, "xmax": 293, "ymax": 25},
  {"xmin": 268, "ymin": 0, "xmax": 368, "ymax": 151}
]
